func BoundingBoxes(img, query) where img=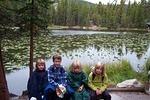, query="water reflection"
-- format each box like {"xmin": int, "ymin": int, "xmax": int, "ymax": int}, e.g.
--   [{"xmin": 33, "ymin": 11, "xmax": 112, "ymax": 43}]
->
[
  {"xmin": 6, "ymin": 67, "xmax": 29, "ymax": 95},
  {"xmin": 6, "ymin": 44, "xmax": 150, "ymax": 95},
  {"xmin": 52, "ymin": 30, "xmax": 120, "ymax": 35},
  {"xmin": 4, "ymin": 30, "xmax": 150, "ymax": 95}
]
